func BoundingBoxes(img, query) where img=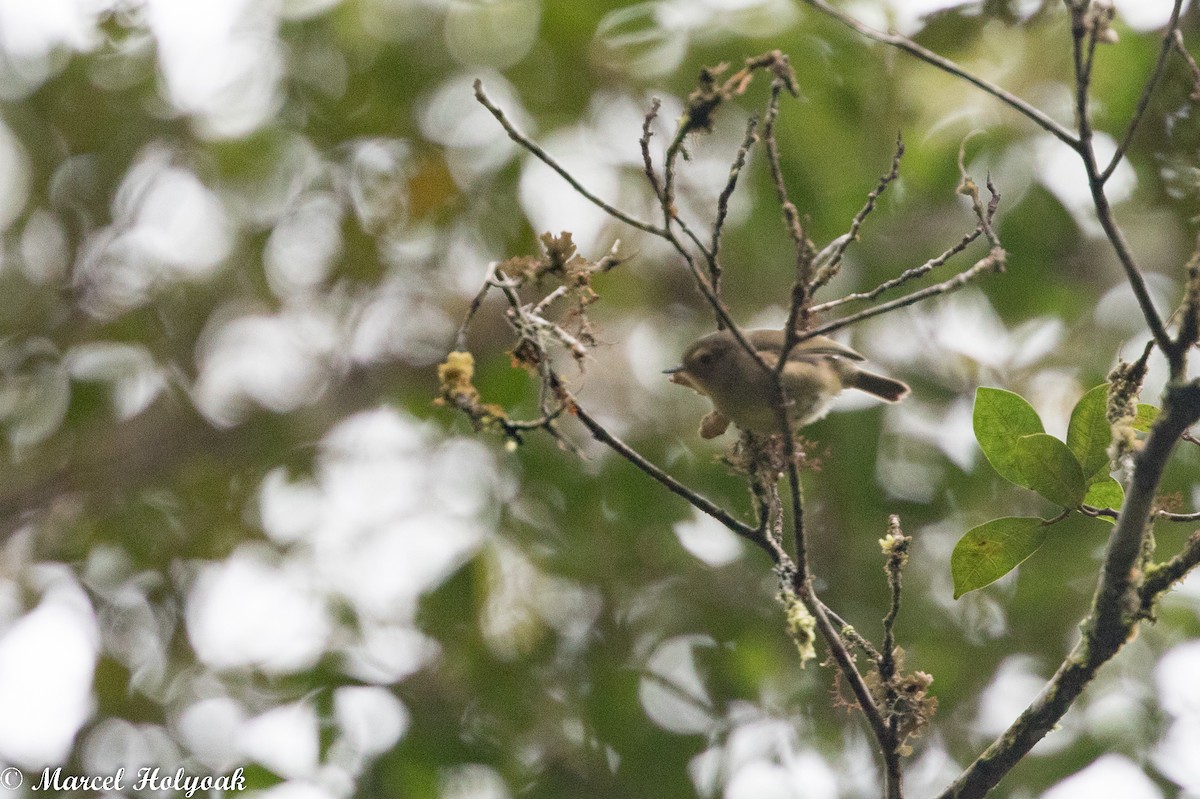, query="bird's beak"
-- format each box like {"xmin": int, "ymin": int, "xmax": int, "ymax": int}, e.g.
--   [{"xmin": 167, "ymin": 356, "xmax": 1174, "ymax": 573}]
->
[{"xmin": 664, "ymin": 366, "xmax": 696, "ymax": 390}]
